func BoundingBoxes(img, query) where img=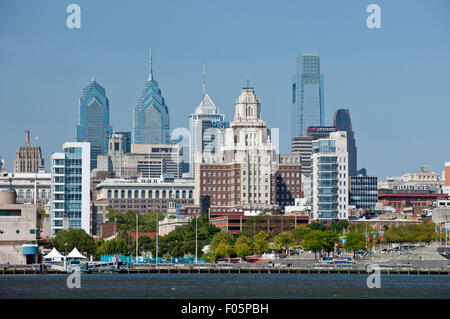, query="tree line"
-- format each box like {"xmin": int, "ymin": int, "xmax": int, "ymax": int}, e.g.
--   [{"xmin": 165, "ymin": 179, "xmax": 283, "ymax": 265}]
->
[{"xmin": 49, "ymin": 210, "xmax": 443, "ymax": 261}]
